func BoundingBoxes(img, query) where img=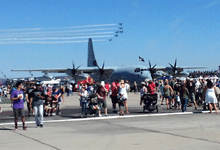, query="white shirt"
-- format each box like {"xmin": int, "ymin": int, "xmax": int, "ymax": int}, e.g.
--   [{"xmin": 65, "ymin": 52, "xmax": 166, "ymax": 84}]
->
[{"xmin": 119, "ymin": 87, "xmax": 128, "ymax": 99}]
